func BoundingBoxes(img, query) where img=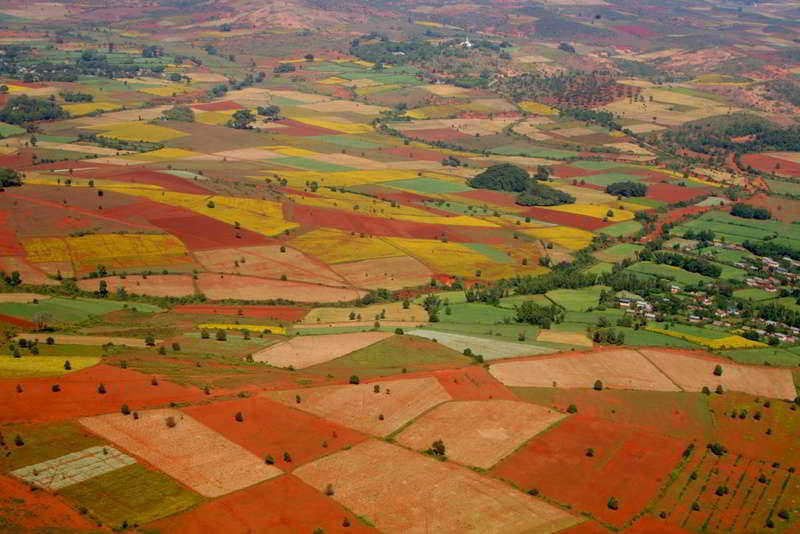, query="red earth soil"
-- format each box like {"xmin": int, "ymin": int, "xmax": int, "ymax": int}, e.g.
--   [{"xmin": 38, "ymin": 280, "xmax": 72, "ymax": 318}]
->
[
  {"xmin": 745, "ymin": 192, "xmax": 800, "ymax": 222},
  {"xmin": 455, "ymin": 189, "xmax": 520, "ymax": 208},
  {"xmin": 0, "ymin": 314, "xmax": 36, "ymax": 329},
  {"xmin": 380, "ymin": 145, "xmax": 450, "ymax": 161},
  {"xmin": 433, "ymin": 366, "xmax": 518, "ymax": 401},
  {"xmin": 614, "ymin": 24, "xmax": 657, "ymax": 37},
  {"xmin": 0, "ymin": 210, "xmax": 23, "ymax": 255},
  {"xmin": 646, "ymin": 183, "xmax": 713, "ymax": 203},
  {"xmin": 557, "ymin": 521, "xmax": 611, "ymax": 534},
  {"xmin": 191, "ymin": 100, "xmax": 242, "ymax": 112},
  {"xmin": 0, "ymin": 475, "xmax": 96, "ymax": 531},
  {"xmin": 520, "ymin": 207, "xmax": 611, "ymax": 230},
  {"xmin": 150, "ymin": 475, "xmax": 377, "ymax": 534},
  {"xmin": 171, "ymin": 304, "xmax": 309, "ymax": 321},
  {"xmin": 0, "ymin": 365, "xmax": 207, "ymax": 424},
  {"xmin": 626, "ymin": 516, "xmax": 690, "ymax": 533},
  {"xmin": 267, "ymin": 119, "xmax": 340, "ymax": 137},
  {"xmin": 743, "ymin": 153, "xmax": 800, "ymax": 177},
  {"xmin": 285, "ymin": 203, "xmax": 510, "ymax": 243},
  {"xmin": 183, "ymin": 396, "xmax": 366, "ymax": 469},
  {"xmin": 148, "ymin": 213, "xmax": 275, "ymax": 250},
  {"xmin": 551, "ymin": 165, "xmax": 600, "ymax": 179},
  {"xmin": 491, "ymin": 415, "xmax": 686, "ymax": 526},
  {"xmin": 407, "ymin": 128, "xmax": 472, "ymax": 142}
]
